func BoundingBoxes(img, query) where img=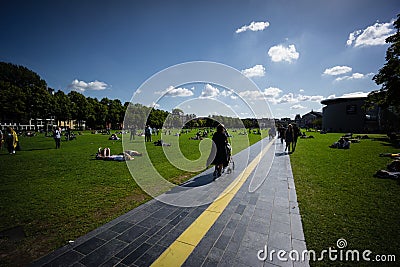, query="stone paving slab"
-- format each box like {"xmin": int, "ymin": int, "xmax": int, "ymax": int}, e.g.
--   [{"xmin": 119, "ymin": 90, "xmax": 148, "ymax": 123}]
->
[{"xmin": 31, "ymin": 139, "xmax": 309, "ymax": 267}]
